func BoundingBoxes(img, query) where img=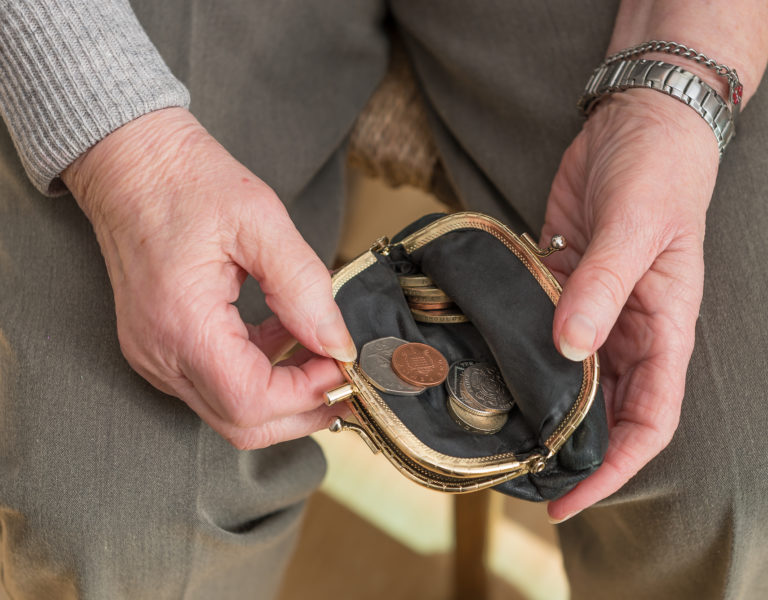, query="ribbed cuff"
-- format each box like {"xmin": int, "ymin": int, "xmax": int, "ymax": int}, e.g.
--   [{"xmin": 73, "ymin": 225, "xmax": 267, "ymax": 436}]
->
[{"xmin": 0, "ymin": 0, "xmax": 190, "ymax": 196}]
